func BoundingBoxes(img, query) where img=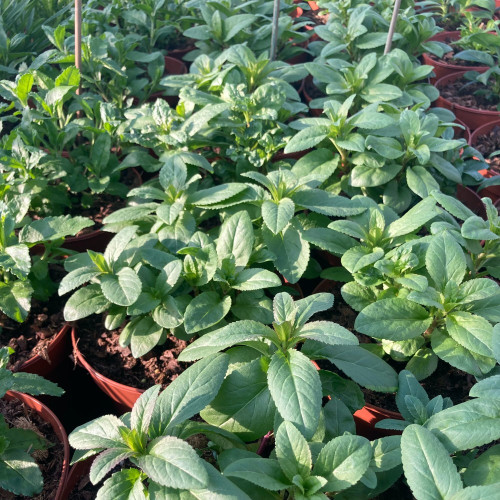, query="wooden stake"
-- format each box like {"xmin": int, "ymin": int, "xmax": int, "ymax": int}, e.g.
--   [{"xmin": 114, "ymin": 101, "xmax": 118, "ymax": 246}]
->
[
  {"xmin": 75, "ymin": 0, "xmax": 82, "ymax": 94},
  {"xmin": 384, "ymin": 0, "xmax": 402, "ymax": 55},
  {"xmin": 270, "ymin": 0, "xmax": 280, "ymax": 61}
]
